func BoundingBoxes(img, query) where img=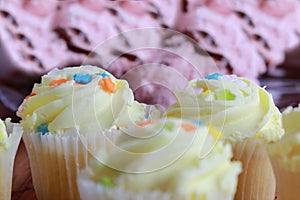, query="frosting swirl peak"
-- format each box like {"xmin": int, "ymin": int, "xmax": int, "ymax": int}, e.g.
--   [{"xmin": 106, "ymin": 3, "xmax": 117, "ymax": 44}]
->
[
  {"xmin": 86, "ymin": 118, "xmax": 241, "ymax": 199},
  {"xmin": 167, "ymin": 74, "xmax": 284, "ymax": 142},
  {"xmin": 17, "ymin": 65, "xmax": 147, "ymax": 135}
]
